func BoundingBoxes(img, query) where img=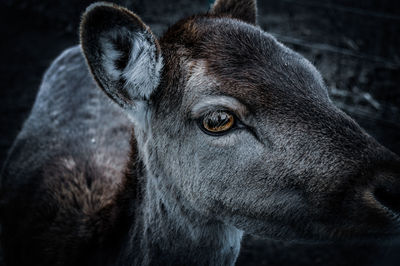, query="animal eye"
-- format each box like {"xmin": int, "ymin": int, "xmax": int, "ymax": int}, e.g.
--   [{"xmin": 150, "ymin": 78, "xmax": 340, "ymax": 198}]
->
[{"xmin": 200, "ymin": 111, "xmax": 235, "ymax": 135}]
